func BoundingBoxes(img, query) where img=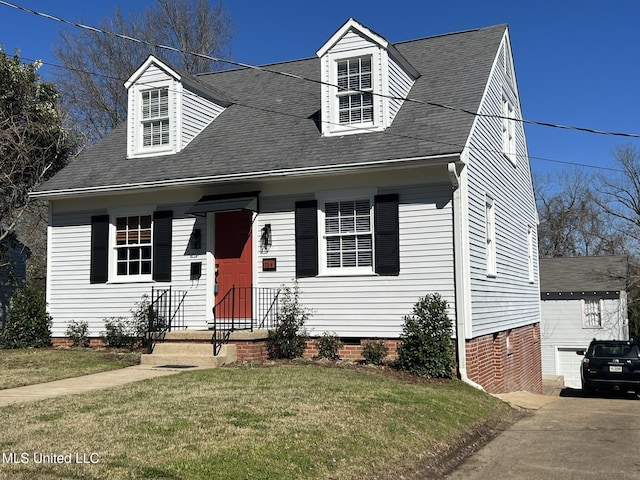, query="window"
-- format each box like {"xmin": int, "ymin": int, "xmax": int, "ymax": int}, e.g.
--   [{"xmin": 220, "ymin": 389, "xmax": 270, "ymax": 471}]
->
[
  {"xmin": 527, "ymin": 225, "xmax": 534, "ymax": 283},
  {"xmin": 294, "ymin": 194, "xmax": 399, "ymax": 278},
  {"xmin": 583, "ymin": 298, "xmax": 603, "ymax": 328},
  {"xmin": 337, "ymin": 56, "xmax": 373, "ymax": 126},
  {"xmin": 324, "ymin": 199, "xmax": 373, "ymax": 270},
  {"xmin": 502, "ymin": 95, "xmax": 515, "ymax": 164},
  {"xmin": 141, "ymin": 88, "xmax": 169, "ymax": 147},
  {"xmin": 485, "ymin": 196, "xmax": 497, "ymax": 277},
  {"xmin": 115, "ymin": 215, "xmax": 152, "ymax": 277},
  {"xmin": 90, "ymin": 211, "xmax": 172, "ymax": 284}
]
